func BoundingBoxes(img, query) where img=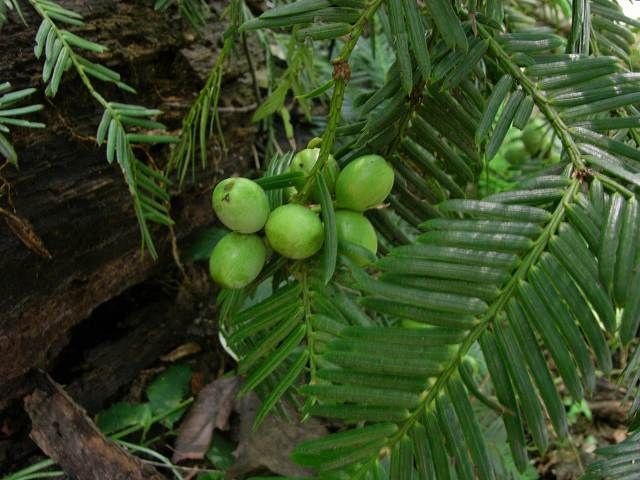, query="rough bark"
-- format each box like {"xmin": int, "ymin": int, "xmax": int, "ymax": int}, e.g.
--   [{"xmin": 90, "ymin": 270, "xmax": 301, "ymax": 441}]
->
[
  {"xmin": 0, "ymin": 0, "xmax": 258, "ymax": 406},
  {"xmin": 63, "ymin": 285, "xmax": 206, "ymax": 414},
  {"xmin": 0, "ymin": 273, "xmax": 215, "ymax": 470},
  {"xmin": 24, "ymin": 371, "xmax": 167, "ymax": 480}
]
